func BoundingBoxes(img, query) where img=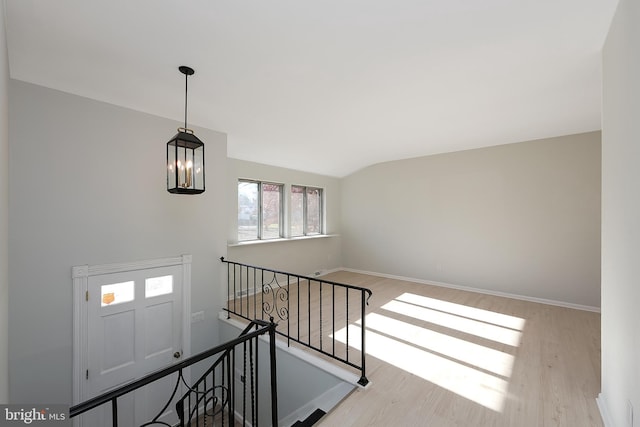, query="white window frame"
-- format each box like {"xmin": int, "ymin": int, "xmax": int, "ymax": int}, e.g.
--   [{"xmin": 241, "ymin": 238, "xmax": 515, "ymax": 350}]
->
[
  {"xmin": 291, "ymin": 185, "xmax": 324, "ymax": 237},
  {"xmin": 237, "ymin": 179, "xmax": 284, "ymax": 241}
]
